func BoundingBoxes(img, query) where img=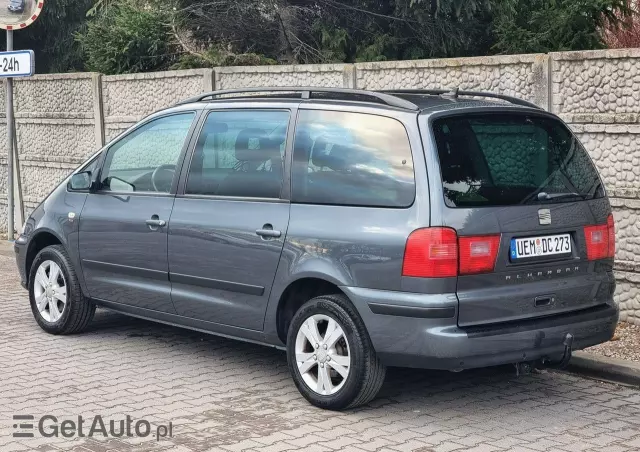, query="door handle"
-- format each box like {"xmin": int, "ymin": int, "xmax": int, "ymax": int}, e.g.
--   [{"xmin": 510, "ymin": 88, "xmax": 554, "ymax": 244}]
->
[
  {"xmin": 535, "ymin": 295, "xmax": 554, "ymax": 307},
  {"xmin": 256, "ymin": 224, "xmax": 281, "ymax": 238},
  {"xmin": 146, "ymin": 216, "xmax": 166, "ymax": 228}
]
